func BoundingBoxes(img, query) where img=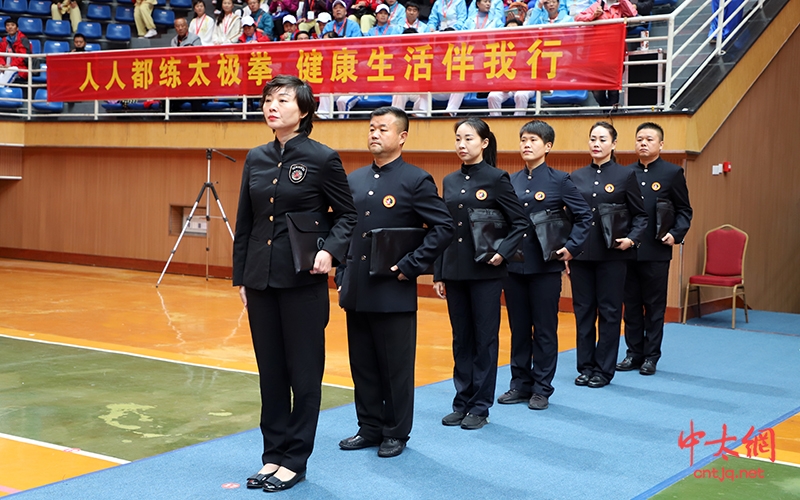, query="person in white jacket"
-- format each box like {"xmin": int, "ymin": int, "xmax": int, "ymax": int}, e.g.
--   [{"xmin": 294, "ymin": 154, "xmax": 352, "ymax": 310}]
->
[
  {"xmin": 189, "ymin": 0, "xmax": 215, "ymax": 45},
  {"xmin": 213, "ymin": 0, "xmax": 242, "ymax": 44}
]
